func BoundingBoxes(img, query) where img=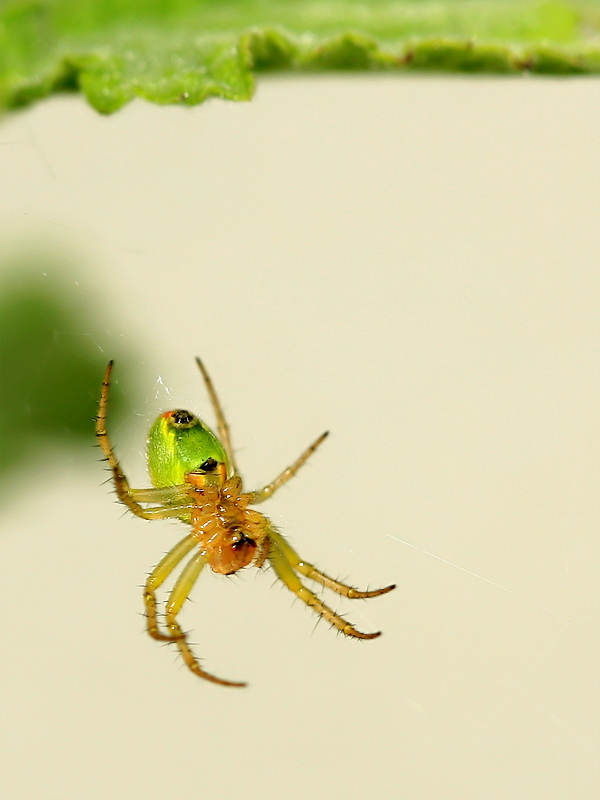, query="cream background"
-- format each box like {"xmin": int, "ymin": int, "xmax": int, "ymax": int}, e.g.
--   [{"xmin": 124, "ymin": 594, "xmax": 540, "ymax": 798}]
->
[{"xmin": 1, "ymin": 76, "xmax": 599, "ymax": 799}]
